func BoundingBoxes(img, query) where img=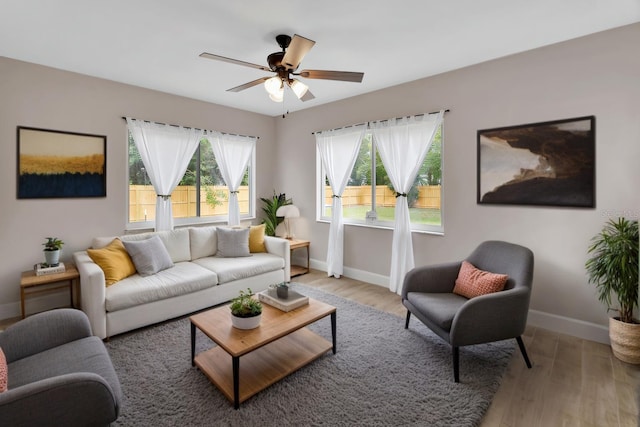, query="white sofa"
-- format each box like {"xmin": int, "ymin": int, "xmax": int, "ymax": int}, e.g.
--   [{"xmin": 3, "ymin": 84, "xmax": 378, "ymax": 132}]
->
[{"xmin": 73, "ymin": 226, "xmax": 290, "ymax": 339}]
